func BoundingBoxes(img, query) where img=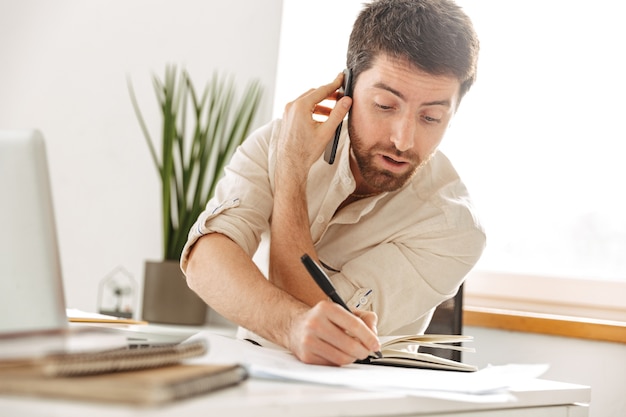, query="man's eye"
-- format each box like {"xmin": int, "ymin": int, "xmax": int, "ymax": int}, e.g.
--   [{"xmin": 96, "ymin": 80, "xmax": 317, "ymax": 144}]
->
[
  {"xmin": 375, "ymin": 103, "xmax": 394, "ymax": 110},
  {"xmin": 423, "ymin": 115, "xmax": 441, "ymax": 123}
]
